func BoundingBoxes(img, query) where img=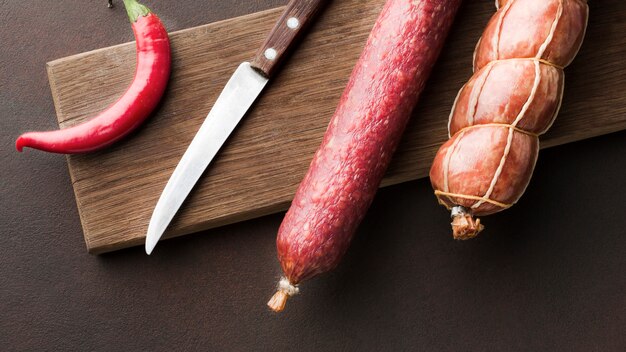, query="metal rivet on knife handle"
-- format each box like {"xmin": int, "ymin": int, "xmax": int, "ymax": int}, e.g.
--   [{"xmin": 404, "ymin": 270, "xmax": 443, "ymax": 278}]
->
[
  {"xmin": 287, "ymin": 17, "xmax": 300, "ymax": 29},
  {"xmin": 264, "ymin": 48, "xmax": 278, "ymax": 60},
  {"xmin": 250, "ymin": 0, "xmax": 329, "ymax": 78}
]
